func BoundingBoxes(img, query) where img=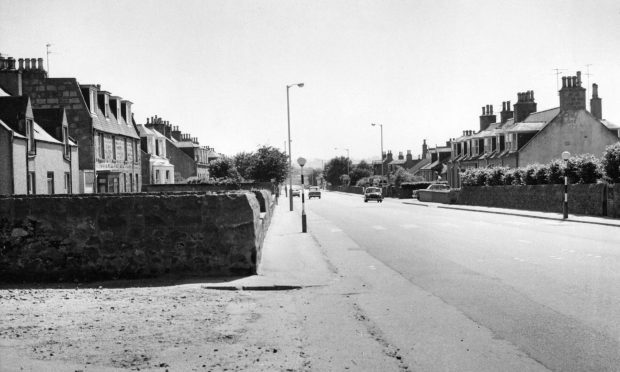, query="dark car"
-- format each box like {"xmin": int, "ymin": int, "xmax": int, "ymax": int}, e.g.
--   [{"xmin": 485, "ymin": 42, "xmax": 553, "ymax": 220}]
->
[
  {"xmin": 413, "ymin": 183, "xmax": 450, "ymax": 199},
  {"xmin": 364, "ymin": 187, "xmax": 383, "ymax": 203},
  {"xmin": 308, "ymin": 186, "xmax": 321, "ymax": 199}
]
